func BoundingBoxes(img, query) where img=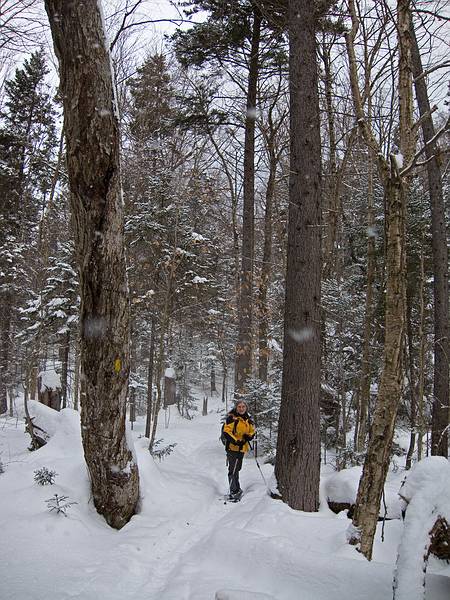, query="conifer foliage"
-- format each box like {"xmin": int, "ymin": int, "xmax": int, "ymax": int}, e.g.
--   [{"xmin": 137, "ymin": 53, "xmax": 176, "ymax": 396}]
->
[{"xmin": 0, "ymin": 49, "xmax": 58, "ymax": 415}]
